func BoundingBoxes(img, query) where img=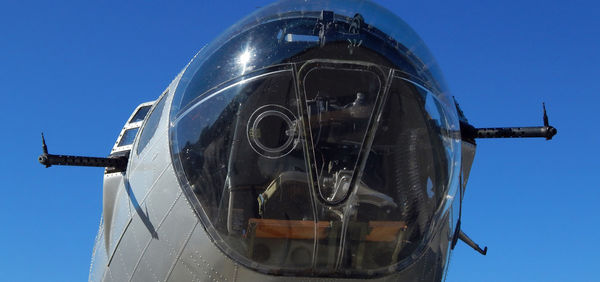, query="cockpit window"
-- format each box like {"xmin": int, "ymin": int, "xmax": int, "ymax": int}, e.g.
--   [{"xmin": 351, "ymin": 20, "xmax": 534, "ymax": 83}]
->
[
  {"xmin": 129, "ymin": 105, "xmax": 151, "ymax": 123},
  {"xmin": 118, "ymin": 128, "xmax": 139, "ymax": 147}
]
